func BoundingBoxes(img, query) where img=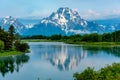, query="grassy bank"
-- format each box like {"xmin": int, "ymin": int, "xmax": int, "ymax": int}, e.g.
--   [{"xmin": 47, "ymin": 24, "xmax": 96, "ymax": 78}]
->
[
  {"xmin": 22, "ymin": 39, "xmax": 54, "ymax": 42},
  {"xmin": 22, "ymin": 39, "xmax": 120, "ymax": 46},
  {"xmin": 22, "ymin": 39, "xmax": 63, "ymax": 42},
  {"xmin": 66, "ymin": 41, "xmax": 120, "ymax": 46},
  {"xmin": 0, "ymin": 50, "xmax": 23, "ymax": 57}
]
